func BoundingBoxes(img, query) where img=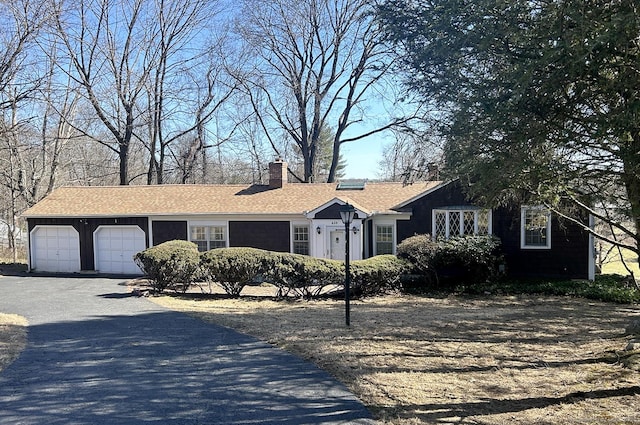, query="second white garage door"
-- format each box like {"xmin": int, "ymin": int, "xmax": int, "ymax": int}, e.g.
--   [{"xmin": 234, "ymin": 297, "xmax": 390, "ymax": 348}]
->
[{"xmin": 94, "ymin": 226, "xmax": 146, "ymax": 274}]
